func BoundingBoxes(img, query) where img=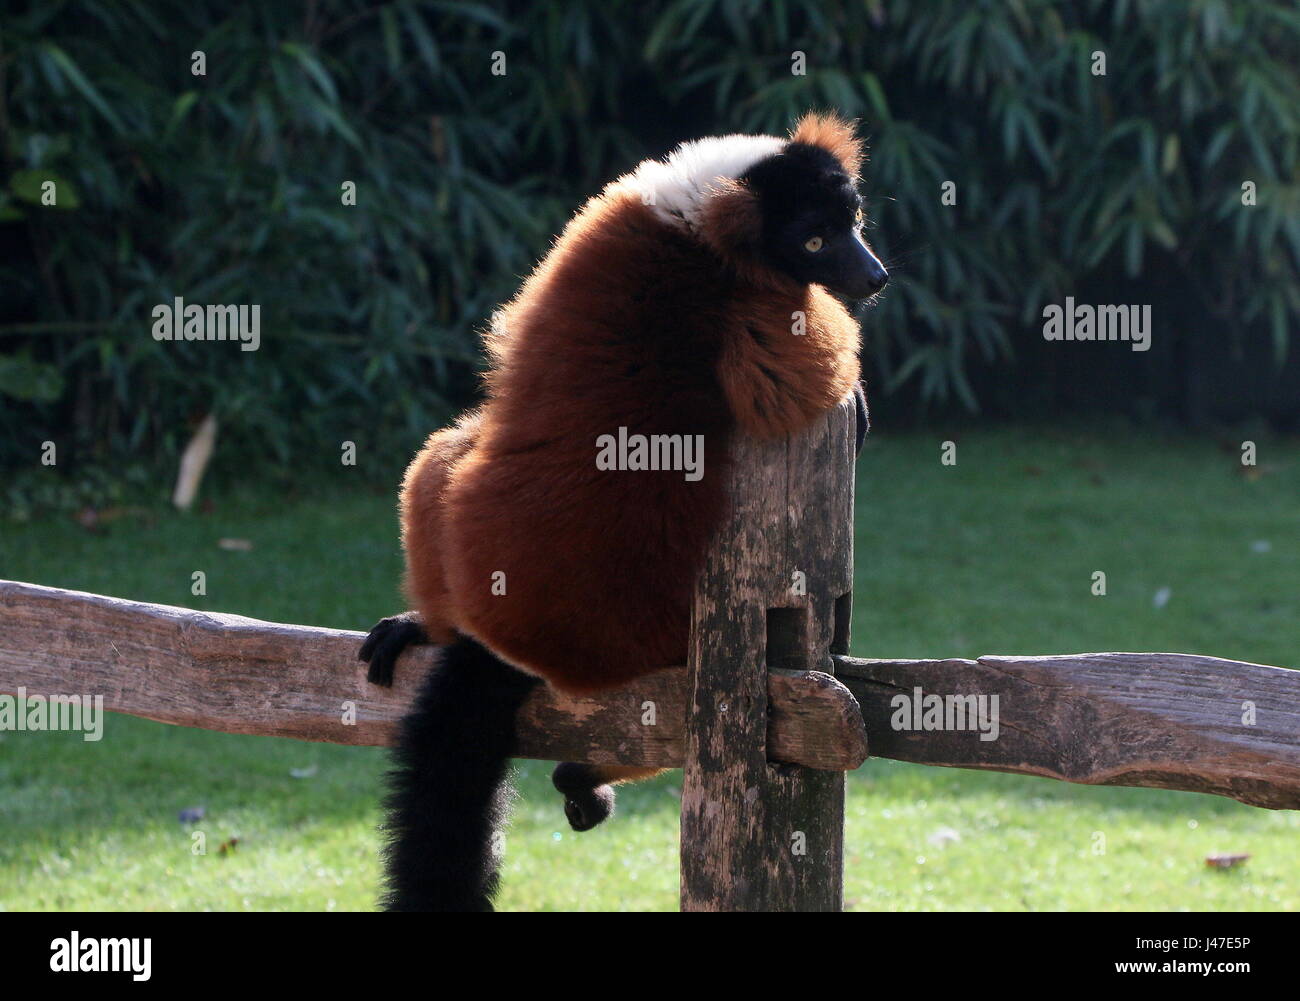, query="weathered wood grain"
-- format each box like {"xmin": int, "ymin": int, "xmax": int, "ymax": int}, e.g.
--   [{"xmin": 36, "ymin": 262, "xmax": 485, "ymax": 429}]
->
[
  {"xmin": 680, "ymin": 399, "xmax": 857, "ymax": 912},
  {"xmin": 4, "ymin": 577, "xmax": 1296, "ymax": 812},
  {"xmin": 836, "ymin": 652, "xmax": 1300, "ymax": 809},
  {"xmin": 0, "ymin": 579, "xmax": 867, "ymax": 770}
]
